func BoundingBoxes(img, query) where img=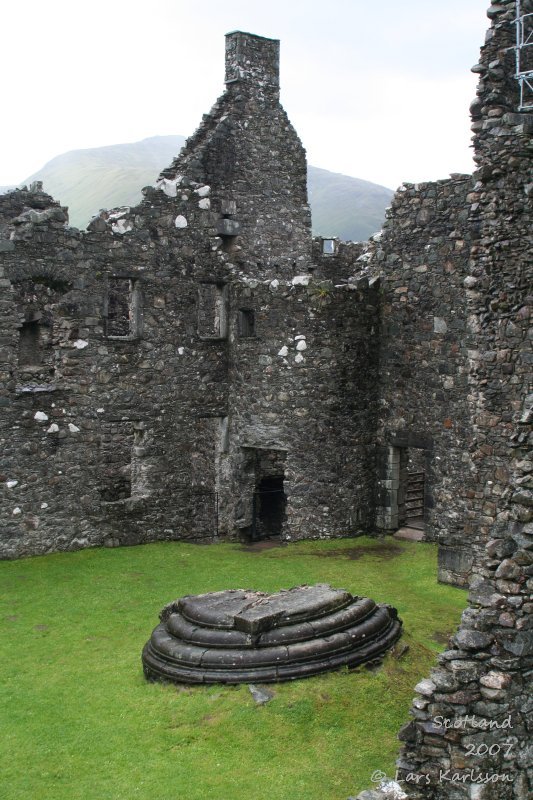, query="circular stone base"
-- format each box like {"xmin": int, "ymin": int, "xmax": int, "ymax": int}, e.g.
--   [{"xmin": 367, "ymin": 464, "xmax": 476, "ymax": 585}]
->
[{"xmin": 142, "ymin": 584, "xmax": 402, "ymax": 684}]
